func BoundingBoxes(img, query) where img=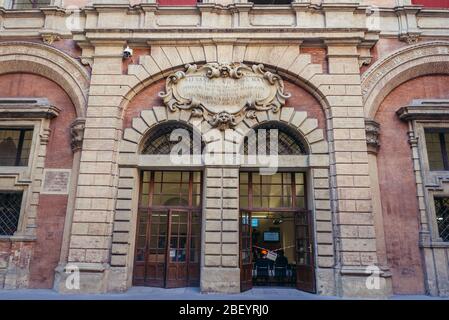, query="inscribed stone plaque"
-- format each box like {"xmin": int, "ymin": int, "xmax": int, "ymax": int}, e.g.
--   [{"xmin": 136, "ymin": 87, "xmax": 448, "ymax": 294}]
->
[
  {"xmin": 159, "ymin": 63, "xmax": 290, "ymax": 129},
  {"xmin": 42, "ymin": 169, "xmax": 71, "ymax": 195}
]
